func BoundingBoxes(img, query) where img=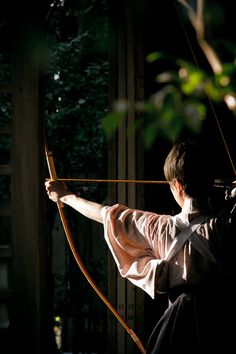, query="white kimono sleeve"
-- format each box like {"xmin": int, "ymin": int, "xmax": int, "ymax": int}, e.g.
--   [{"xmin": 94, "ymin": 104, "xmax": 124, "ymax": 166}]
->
[{"xmin": 101, "ymin": 204, "xmax": 163, "ymax": 299}]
